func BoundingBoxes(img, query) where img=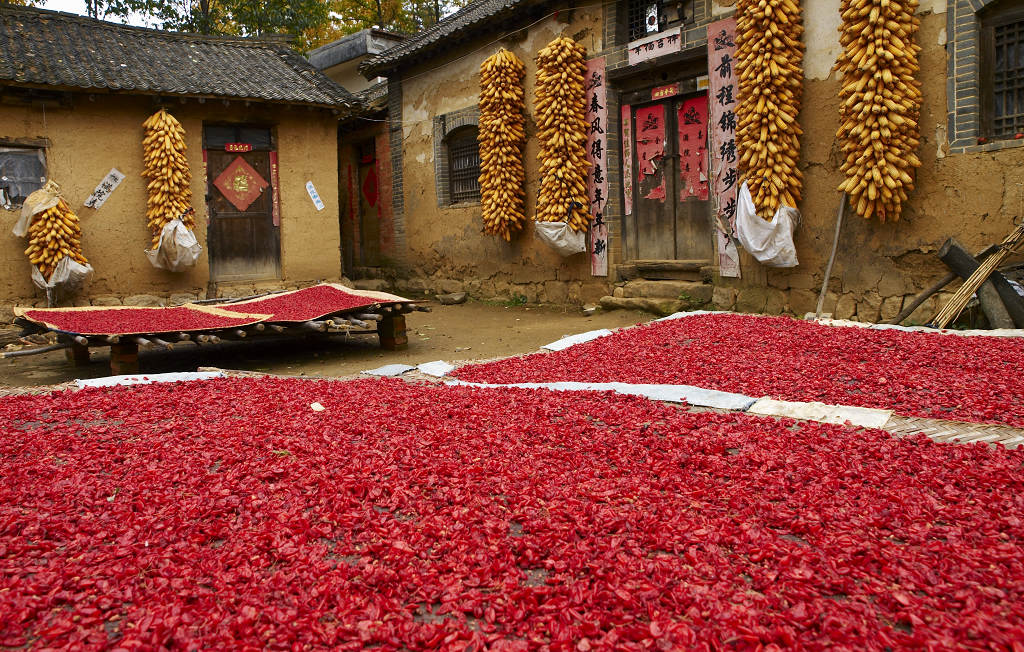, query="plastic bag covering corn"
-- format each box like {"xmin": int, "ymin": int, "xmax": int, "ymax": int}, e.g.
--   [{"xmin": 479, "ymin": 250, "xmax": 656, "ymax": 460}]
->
[
  {"xmin": 735, "ymin": 181, "xmax": 800, "ymax": 267},
  {"xmin": 12, "ymin": 183, "xmax": 60, "ymax": 237},
  {"xmin": 145, "ymin": 218, "xmax": 202, "ymax": 271},
  {"xmin": 534, "ymin": 220, "xmax": 586, "ymax": 257},
  {"xmin": 31, "ymin": 255, "xmax": 93, "ymax": 294}
]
